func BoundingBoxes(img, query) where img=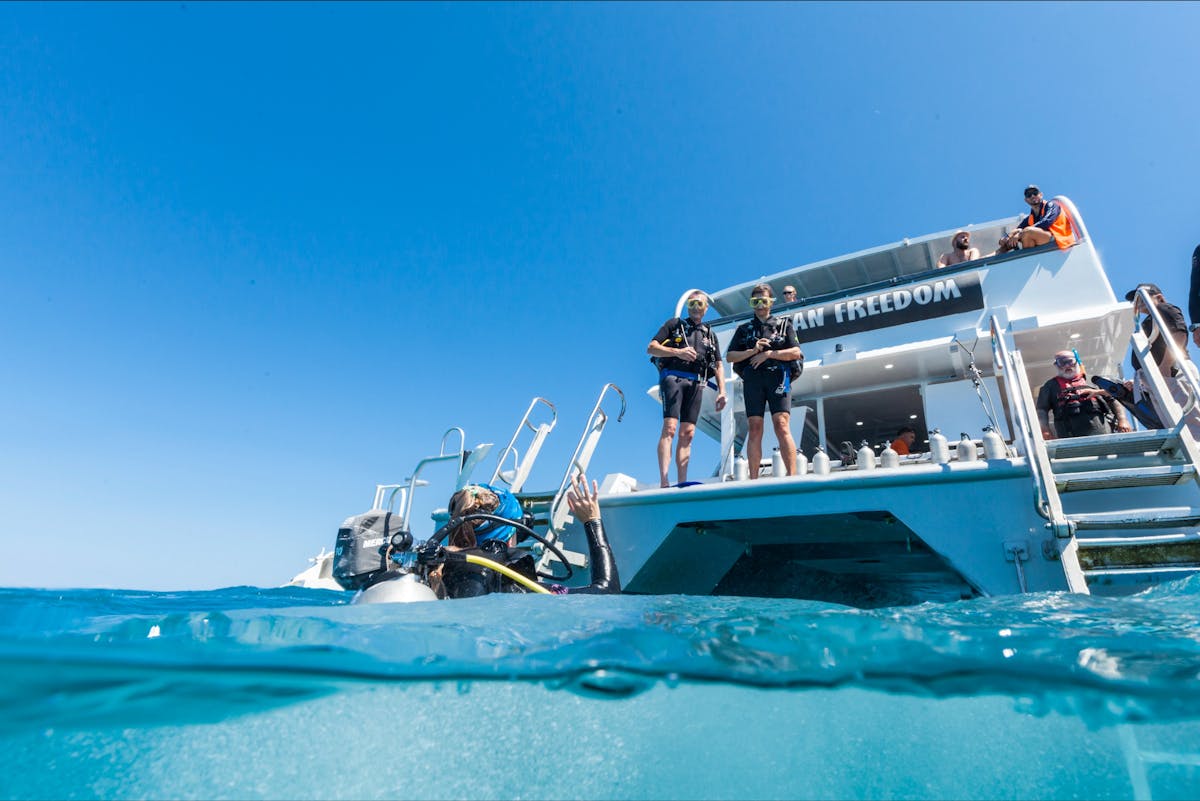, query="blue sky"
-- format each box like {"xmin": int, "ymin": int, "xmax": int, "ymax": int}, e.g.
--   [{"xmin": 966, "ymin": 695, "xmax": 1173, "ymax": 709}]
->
[{"xmin": 2, "ymin": 2, "xmax": 1198, "ymax": 589}]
